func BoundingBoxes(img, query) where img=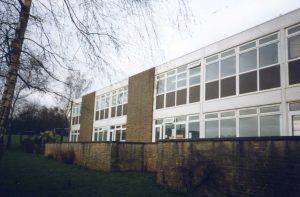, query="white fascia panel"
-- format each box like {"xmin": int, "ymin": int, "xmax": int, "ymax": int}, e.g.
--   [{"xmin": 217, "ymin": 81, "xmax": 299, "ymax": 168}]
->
[
  {"xmin": 153, "ymin": 102, "xmax": 201, "ymax": 120},
  {"xmin": 71, "ymin": 124, "xmax": 80, "ymax": 131},
  {"xmin": 286, "ymin": 86, "xmax": 300, "ymax": 102},
  {"xmin": 93, "ymin": 116, "xmax": 127, "ymax": 128}
]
